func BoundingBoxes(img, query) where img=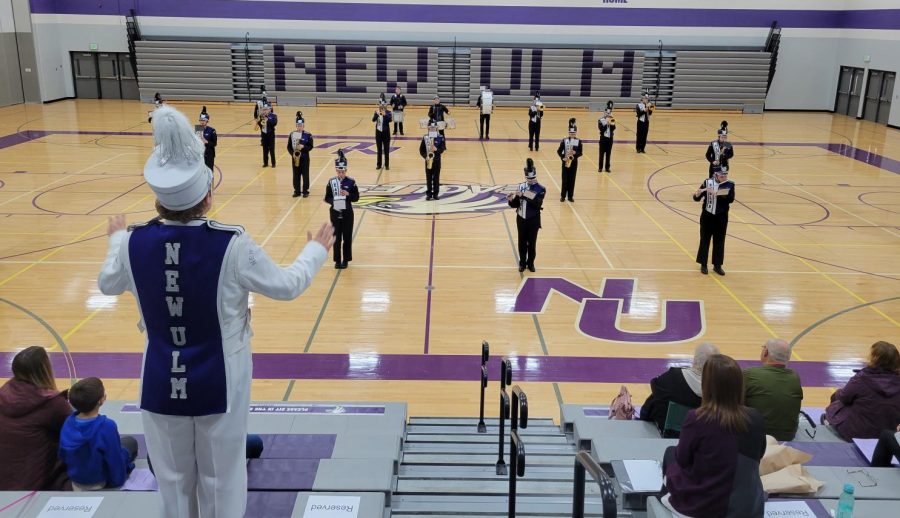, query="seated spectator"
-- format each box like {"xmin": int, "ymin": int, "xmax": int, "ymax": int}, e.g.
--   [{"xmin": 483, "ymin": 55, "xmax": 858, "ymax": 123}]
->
[
  {"xmin": 59, "ymin": 377, "xmax": 137, "ymax": 490},
  {"xmin": 0, "ymin": 346, "xmax": 71, "ymax": 490},
  {"xmin": 662, "ymin": 354, "xmax": 766, "ymax": 517},
  {"xmin": 743, "ymin": 338, "xmax": 803, "ymax": 441},
  {"xmin": 640, "ymin": 343, "xmax": 719, "ymax": 433},
  {"xmin": 825, "ymin": 341, "xmax": 900, "ymax": 440},
  {"xmin": 871, "ymin": 425, "xmax": 900, "ymax": 468}
]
